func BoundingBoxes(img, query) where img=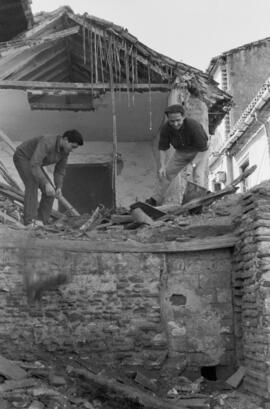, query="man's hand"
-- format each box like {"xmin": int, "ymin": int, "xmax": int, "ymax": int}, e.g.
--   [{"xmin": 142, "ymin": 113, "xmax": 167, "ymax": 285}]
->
[
  {"xmin": 55, "ymin": 188, "xmax": 62, "ymax": 198},
  {"xmin": 45, "ymin": 183, "xmax": 56, "ymax": 197},
  {"xmin": 159, "ymin": 166, "xmax": 167, "ymax": 178}
]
